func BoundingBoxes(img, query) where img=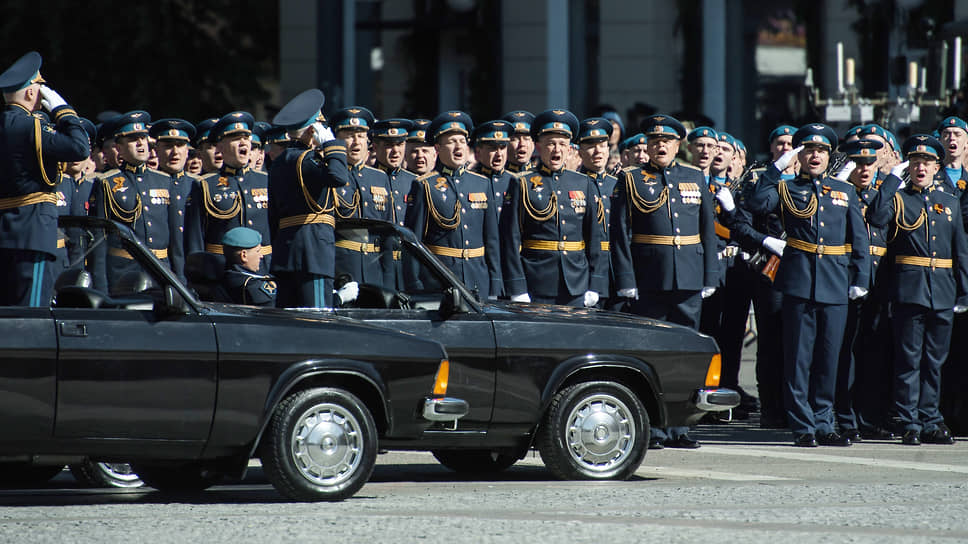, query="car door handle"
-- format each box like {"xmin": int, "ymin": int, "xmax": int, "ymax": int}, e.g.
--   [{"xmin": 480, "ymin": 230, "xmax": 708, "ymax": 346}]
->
[{"xmin": 59, "ymin": 322, "xmax": 88, "ymax": 337}]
